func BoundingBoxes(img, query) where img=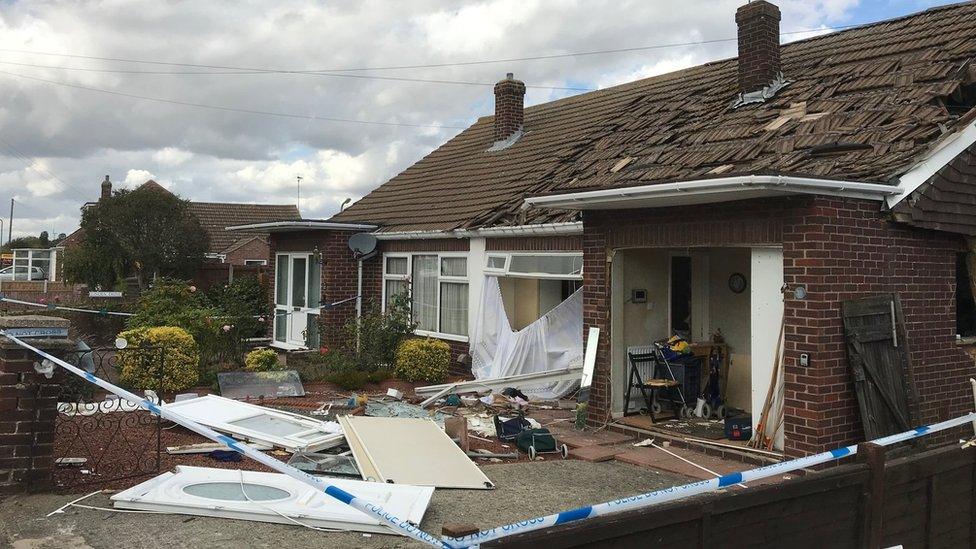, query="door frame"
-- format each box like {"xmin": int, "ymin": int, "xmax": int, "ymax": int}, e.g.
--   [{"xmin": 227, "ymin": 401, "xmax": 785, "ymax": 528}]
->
[{"xmin": 273, "ymin": 252, "xmax": 319, "ymax": 349}]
